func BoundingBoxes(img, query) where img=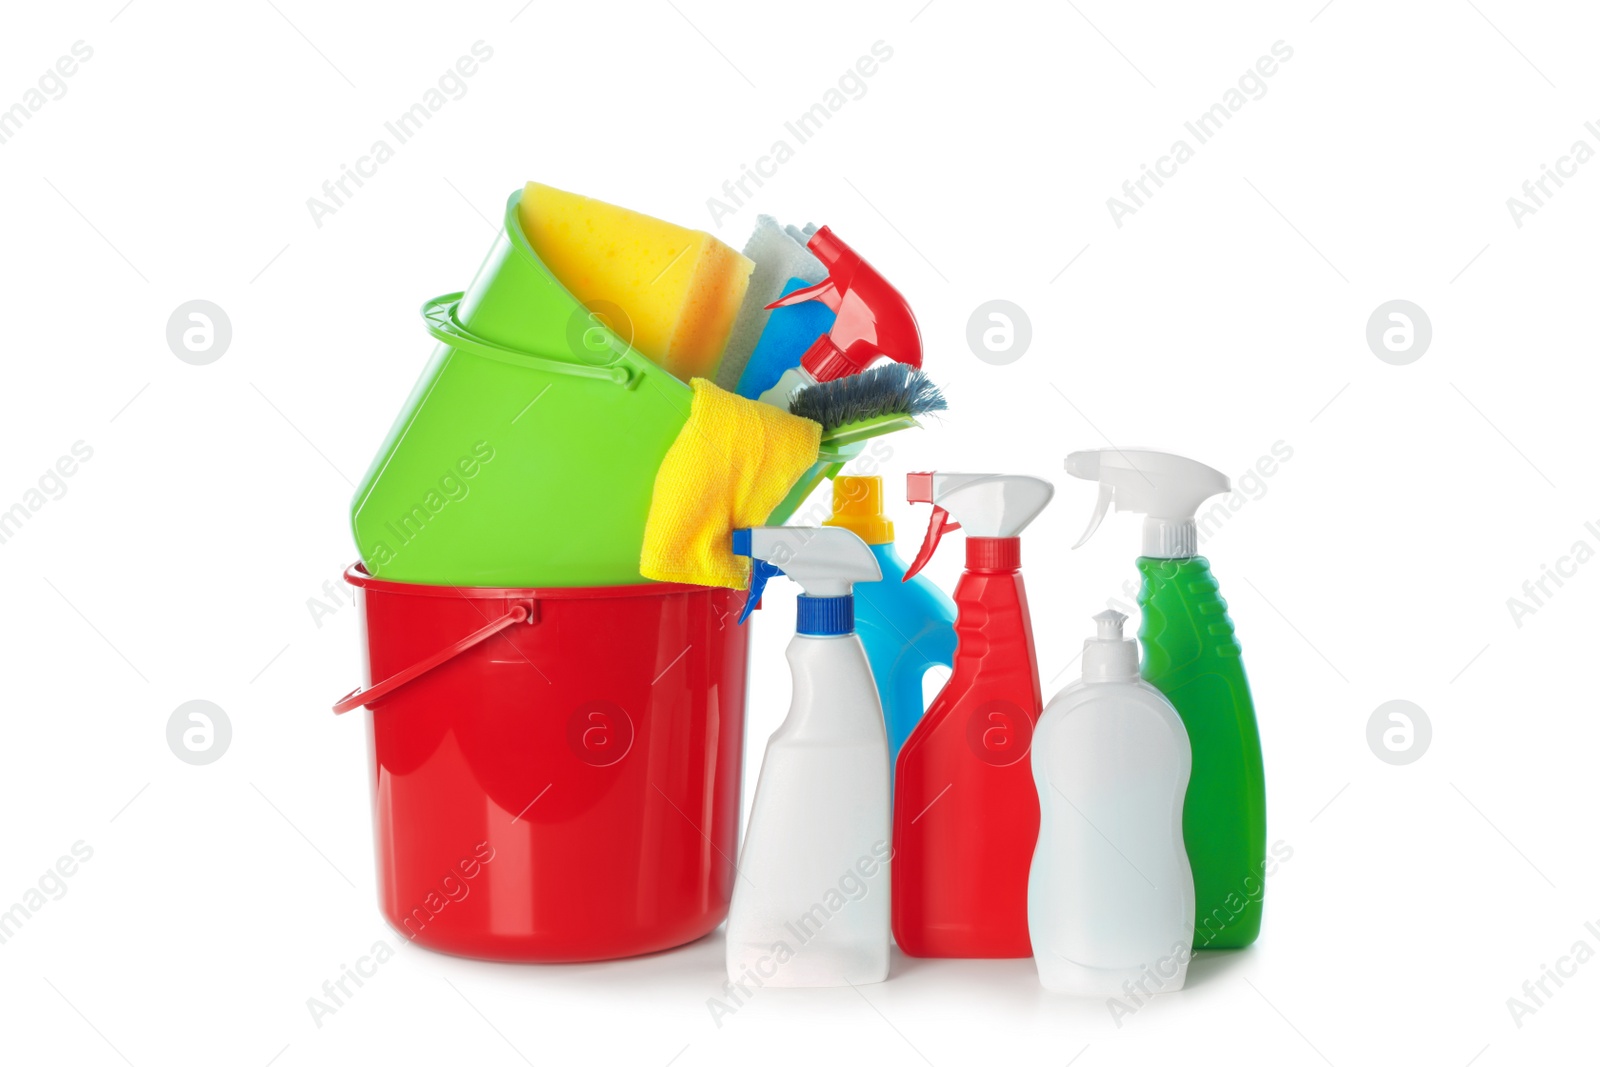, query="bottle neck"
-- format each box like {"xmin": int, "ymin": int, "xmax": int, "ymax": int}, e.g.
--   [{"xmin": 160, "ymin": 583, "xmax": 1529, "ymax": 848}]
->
[
  {"xmin": 965, "ymin": 537, "xmax": 1021, "ymax": 573},
  {"xmin": 796, "ymin": 594, "xmax": 854, "ymax": 637},
  {"xmin": 1142, "ymin": 517, "xmax": 1198, "ymax": 559},
  {"xmin": 869, "ymin": 540, "xmax": 908, "ymax": 577},
  {"xmin": 1082, "ymin": 641, "xmax": 1140, "ymax": 683},
  {"xmin": 800, "ymin": 335, "xmax": 861, "ymax": 382}
]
